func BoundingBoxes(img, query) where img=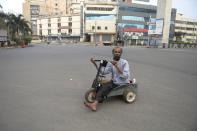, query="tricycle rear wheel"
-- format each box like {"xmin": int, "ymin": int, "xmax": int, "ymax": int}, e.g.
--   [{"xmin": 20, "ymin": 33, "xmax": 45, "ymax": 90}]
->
[
  {"xmin": 85, "ymin": 89, "xmax": 96, "ymax": 103},
  {"xmin": 123, "ymin": 90, "xmax": 136, "ymax": 103}
]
